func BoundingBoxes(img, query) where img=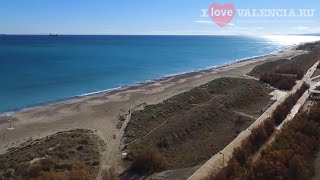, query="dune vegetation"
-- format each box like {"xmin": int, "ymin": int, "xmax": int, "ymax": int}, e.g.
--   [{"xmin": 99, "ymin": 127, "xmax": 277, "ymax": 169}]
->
[
  {"xmin": 0, "ymin": 129, "xmax": 104, "ymax": 180},
  {"xmin": 214, "ymin": 85, "xmax": 320, "ymax": 180}
]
